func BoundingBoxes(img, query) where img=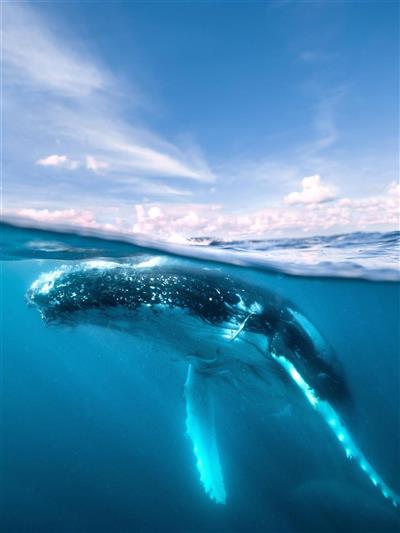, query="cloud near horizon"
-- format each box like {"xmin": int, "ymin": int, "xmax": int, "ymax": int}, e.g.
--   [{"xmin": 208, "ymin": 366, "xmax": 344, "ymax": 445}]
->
[
  {"xmin": 284, "ymin": 175, "xmax": 337, "ymax": 205},
  {"xmin": 6, "ymin": 180, "xmax": 398, "ymax": 242}
]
